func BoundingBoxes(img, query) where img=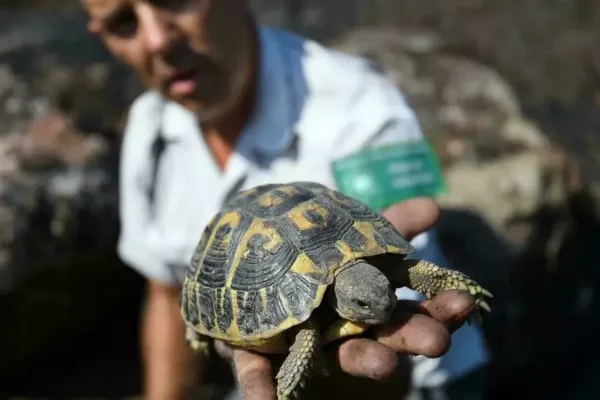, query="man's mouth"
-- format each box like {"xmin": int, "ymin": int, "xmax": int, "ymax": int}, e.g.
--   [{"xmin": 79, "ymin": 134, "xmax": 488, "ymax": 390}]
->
[{"xmin": 167, "ymin": 68, "xmax": 198, "ymax": 97}]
